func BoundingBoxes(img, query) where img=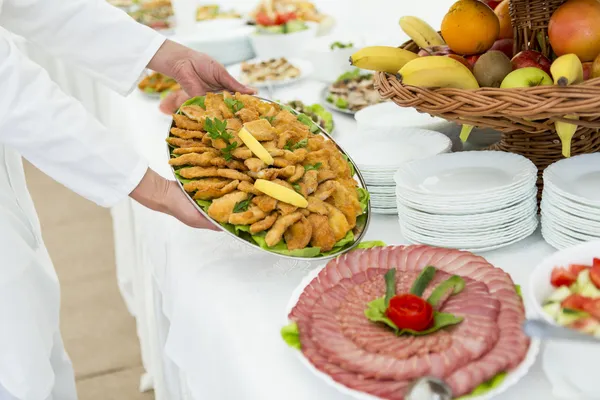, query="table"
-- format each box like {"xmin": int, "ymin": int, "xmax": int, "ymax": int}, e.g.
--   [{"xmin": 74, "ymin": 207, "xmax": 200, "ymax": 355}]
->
[{"xmin": 105, "ymin": 79, "xmax": 560, "ymax": 399}]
